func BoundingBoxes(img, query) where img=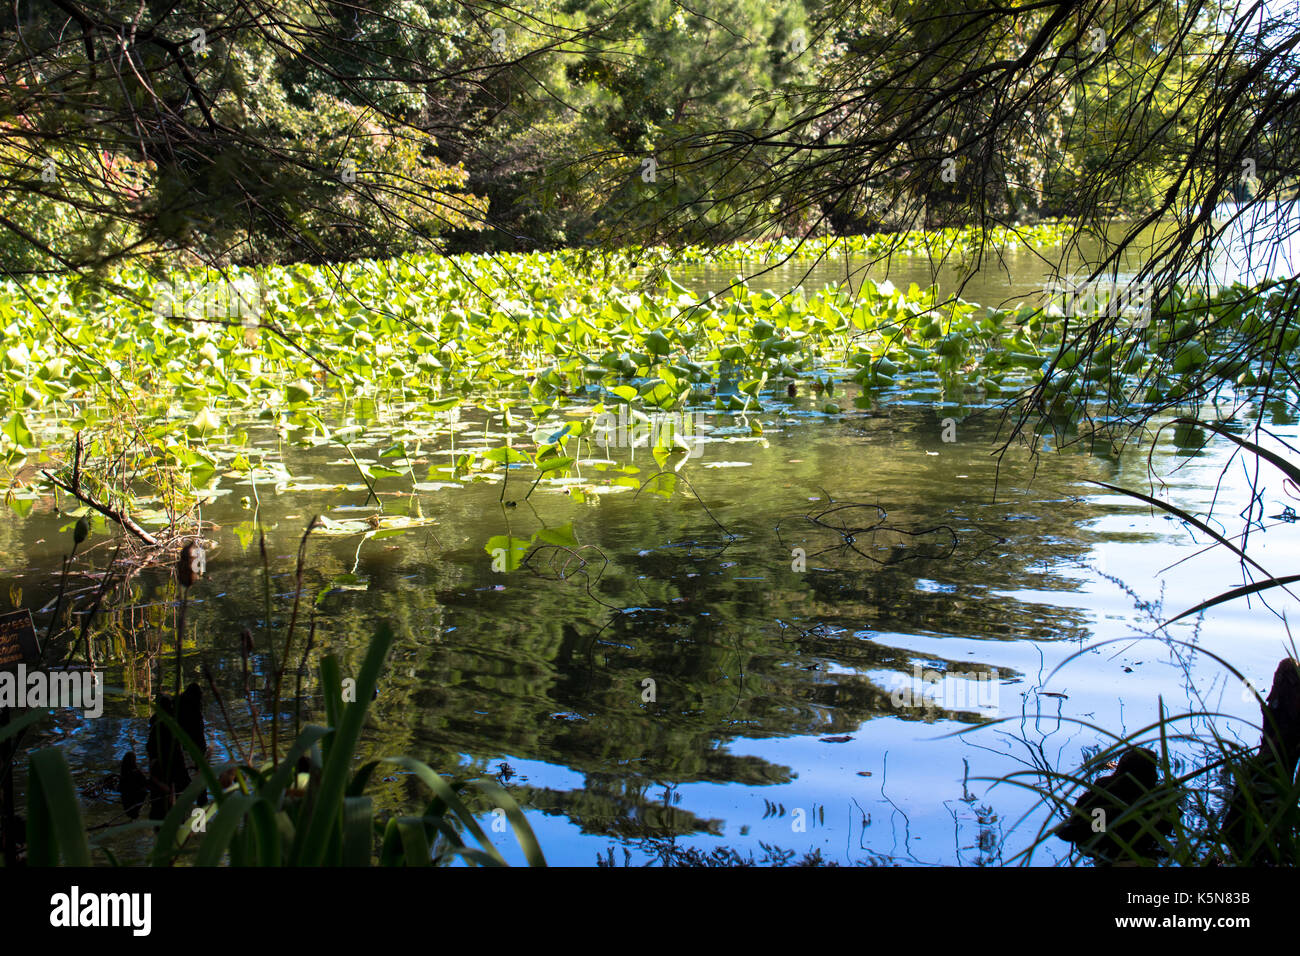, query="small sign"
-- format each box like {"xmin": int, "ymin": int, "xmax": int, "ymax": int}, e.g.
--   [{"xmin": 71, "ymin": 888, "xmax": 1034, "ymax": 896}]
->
[{"xmin": 0, "ymin": 609, "xmax": 41, "ymax": 670}]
